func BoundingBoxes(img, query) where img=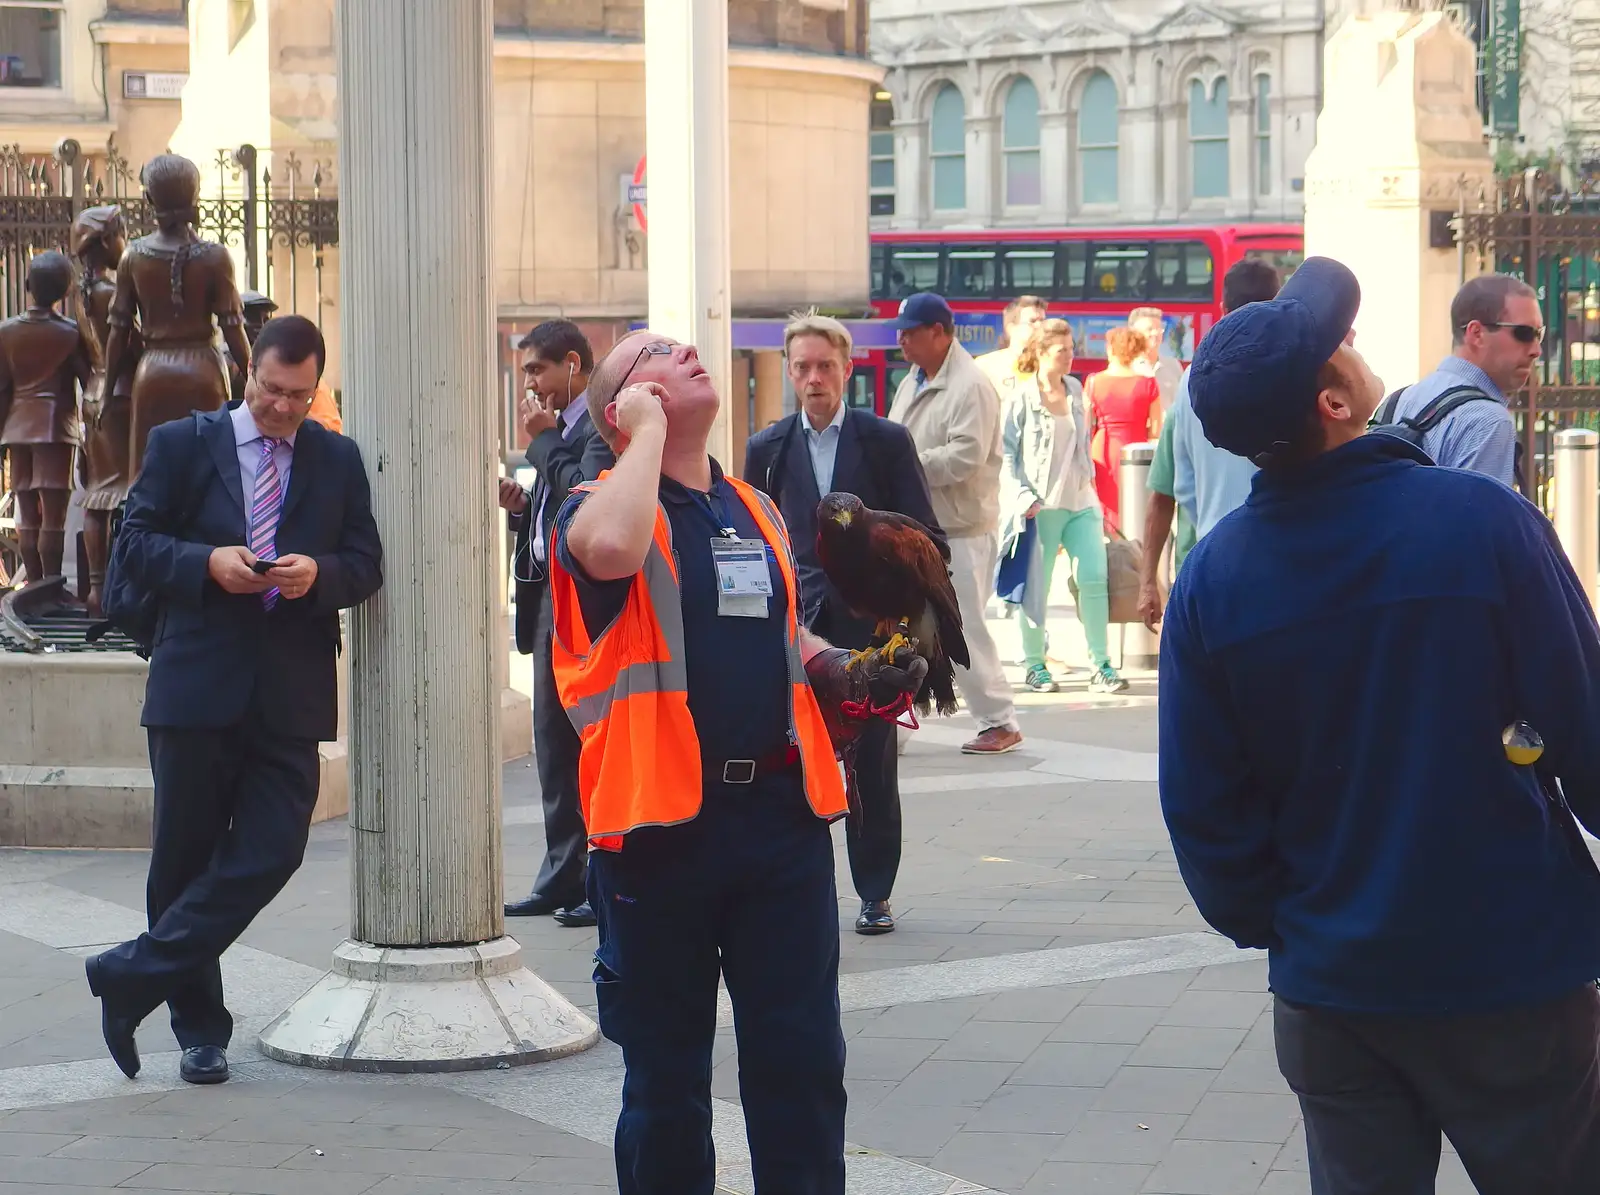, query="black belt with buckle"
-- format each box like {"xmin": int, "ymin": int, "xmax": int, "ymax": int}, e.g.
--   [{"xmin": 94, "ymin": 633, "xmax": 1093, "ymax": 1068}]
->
[{"xmin": 708, "ymin": 743, "xmax": 801, "ymax": 785}]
